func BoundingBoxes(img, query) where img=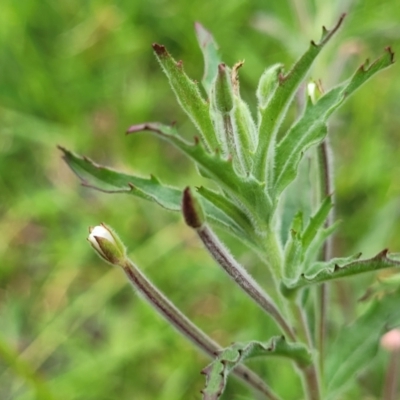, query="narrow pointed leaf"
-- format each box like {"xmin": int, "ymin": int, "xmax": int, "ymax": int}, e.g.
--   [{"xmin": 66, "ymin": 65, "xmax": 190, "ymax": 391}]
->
[
  {"xmin": 209, "ymin": 64, "xmax": 236, "ymax": 160},
  {"xmin": 274, "ymin": 123, "xmax": 328, "ymax": 195},
  {"xmin": 59, "ymin": 146, "xmax": 181, "ymax": 210},
  {"xmin": 253, "ymin": 14, "xmax": 346, "ymax": 181},
  {"xmin": 196, "ymin": 186, "xmax": 256, "ymax": 239},
  {"xmin": 127, "ymin": 122, "xmax": 272, "ymax": 230},
  {"xmin": 283, "ymin": 250, "xmax": 400, "ymax": 294},
  {"xmin": 284, "ymin": 211, "xmax": 304, "ymax": 280},
  {"xmin": 59, "ymin": 146, "xmax": 249, "ymax": 240},
  {"xmin": 127, "ymin": 122, "xmax": 237, "ymax": 188},
  {"xmin": 195, "ymin": 22, "xmax": 221, "ymax": 95},
  {"xmin": 152, "ymin": 43, "xmax": 219, "ymax": 150},
  {"xmin": 303, "ymin": 220, "xmax": 341, "ymax": 266},
  {"xmin": 230, "ymin": 63, "xmax": 257, "ymax": 173},
  {"xmin": 325, "ymin": 289, "xmax": 400, "ymax": 400},
  {"xmin": 201, "ymin": 337, "xmax": 311, "ymax": 400},
  {"xmin": 274, "ymin": 47, "xmax": 395, "ymax": 195},
  {"xmin": 302, "ymin": 195, "xmax": 333, "ymax": 248}
]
